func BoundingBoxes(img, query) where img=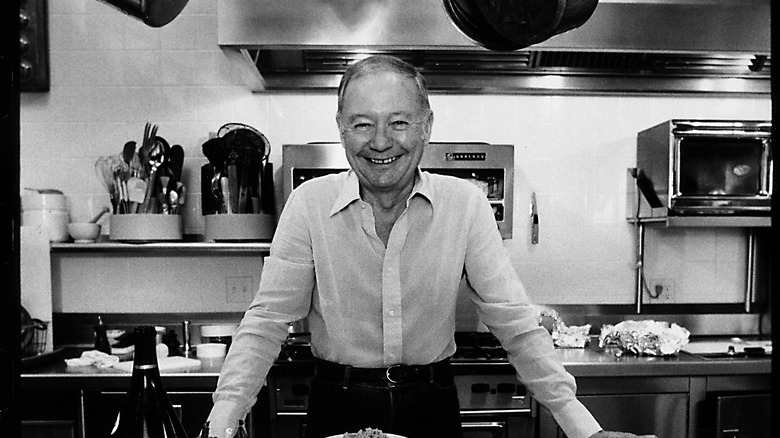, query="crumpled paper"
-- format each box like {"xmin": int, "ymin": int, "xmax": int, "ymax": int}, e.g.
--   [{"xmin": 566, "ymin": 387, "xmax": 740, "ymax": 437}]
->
[
  {"xmin": 539, "ymin": 308, "xmax": 591, "ymax": 348},
  {"xmin": 65, "ymin": 350, "xmax": 120, "ymax": 368},
  {"xmin": 599, "ymin": 320, "xmax": 690, "ymax": 356}
]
